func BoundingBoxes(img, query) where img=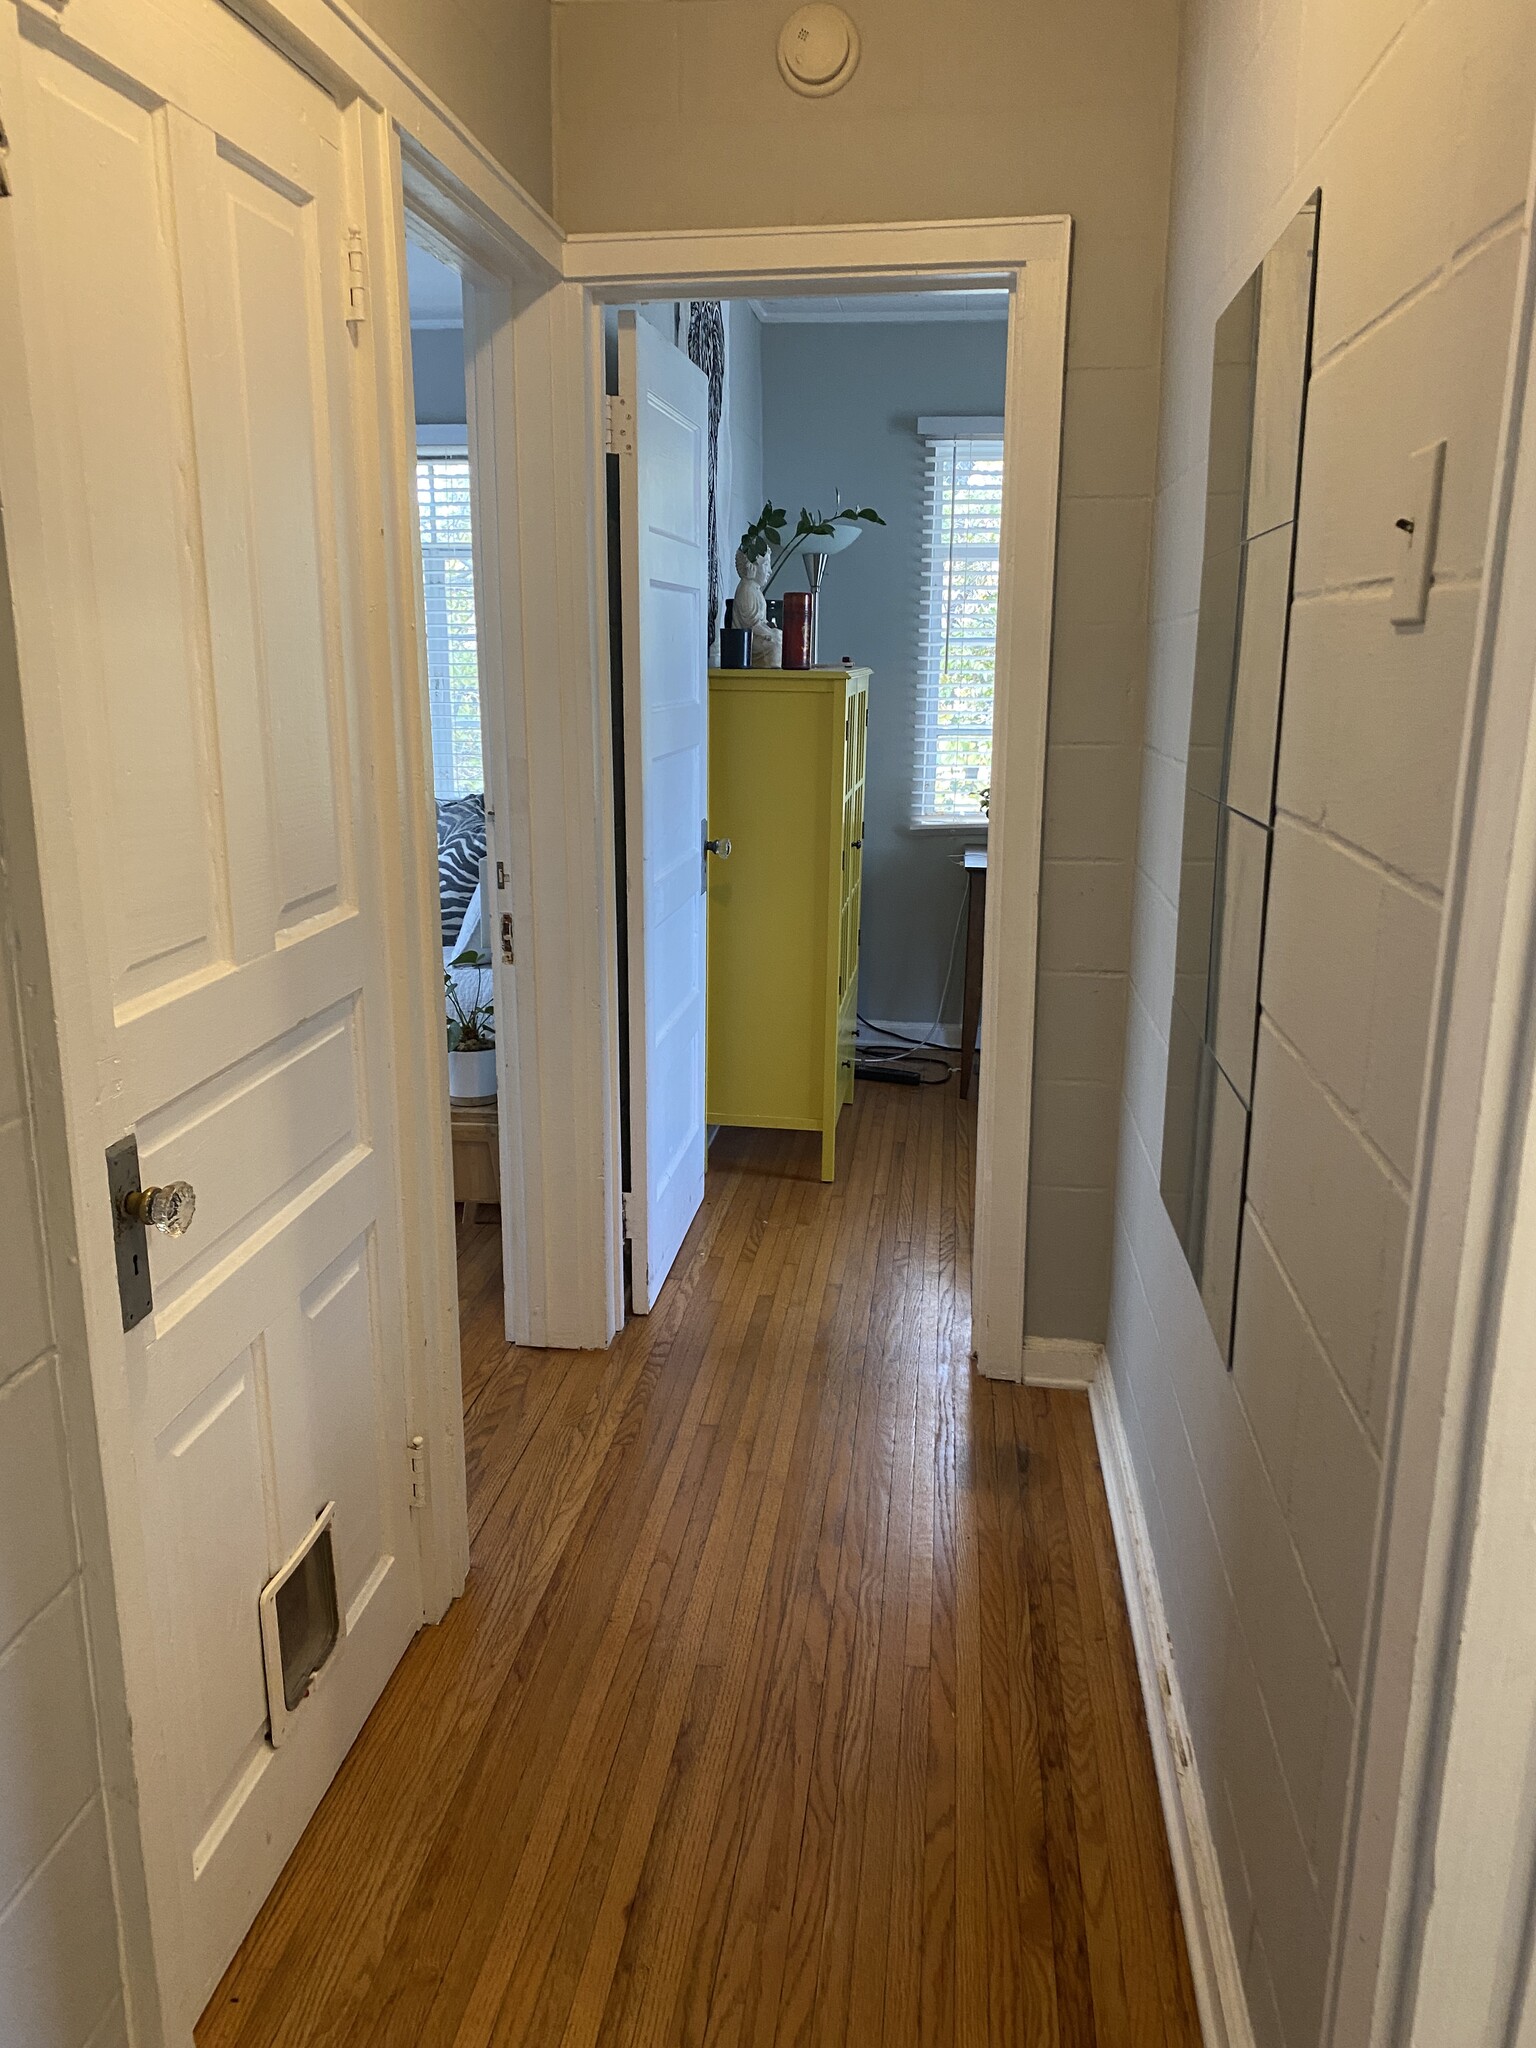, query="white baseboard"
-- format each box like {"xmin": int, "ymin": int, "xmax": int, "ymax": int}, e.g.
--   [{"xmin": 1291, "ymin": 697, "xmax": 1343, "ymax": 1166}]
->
[
  {"xmin": 1022, "ymin": 1336, "xmax": 1102, "ymax": 1388},
  {"xmin": 976, "ymin": 1335, "xmax": 1103, "ymax": 1387},
  {"xmin": 1088, "ymin": 1366, "xmax": 1255, "ymax": 2048}
]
